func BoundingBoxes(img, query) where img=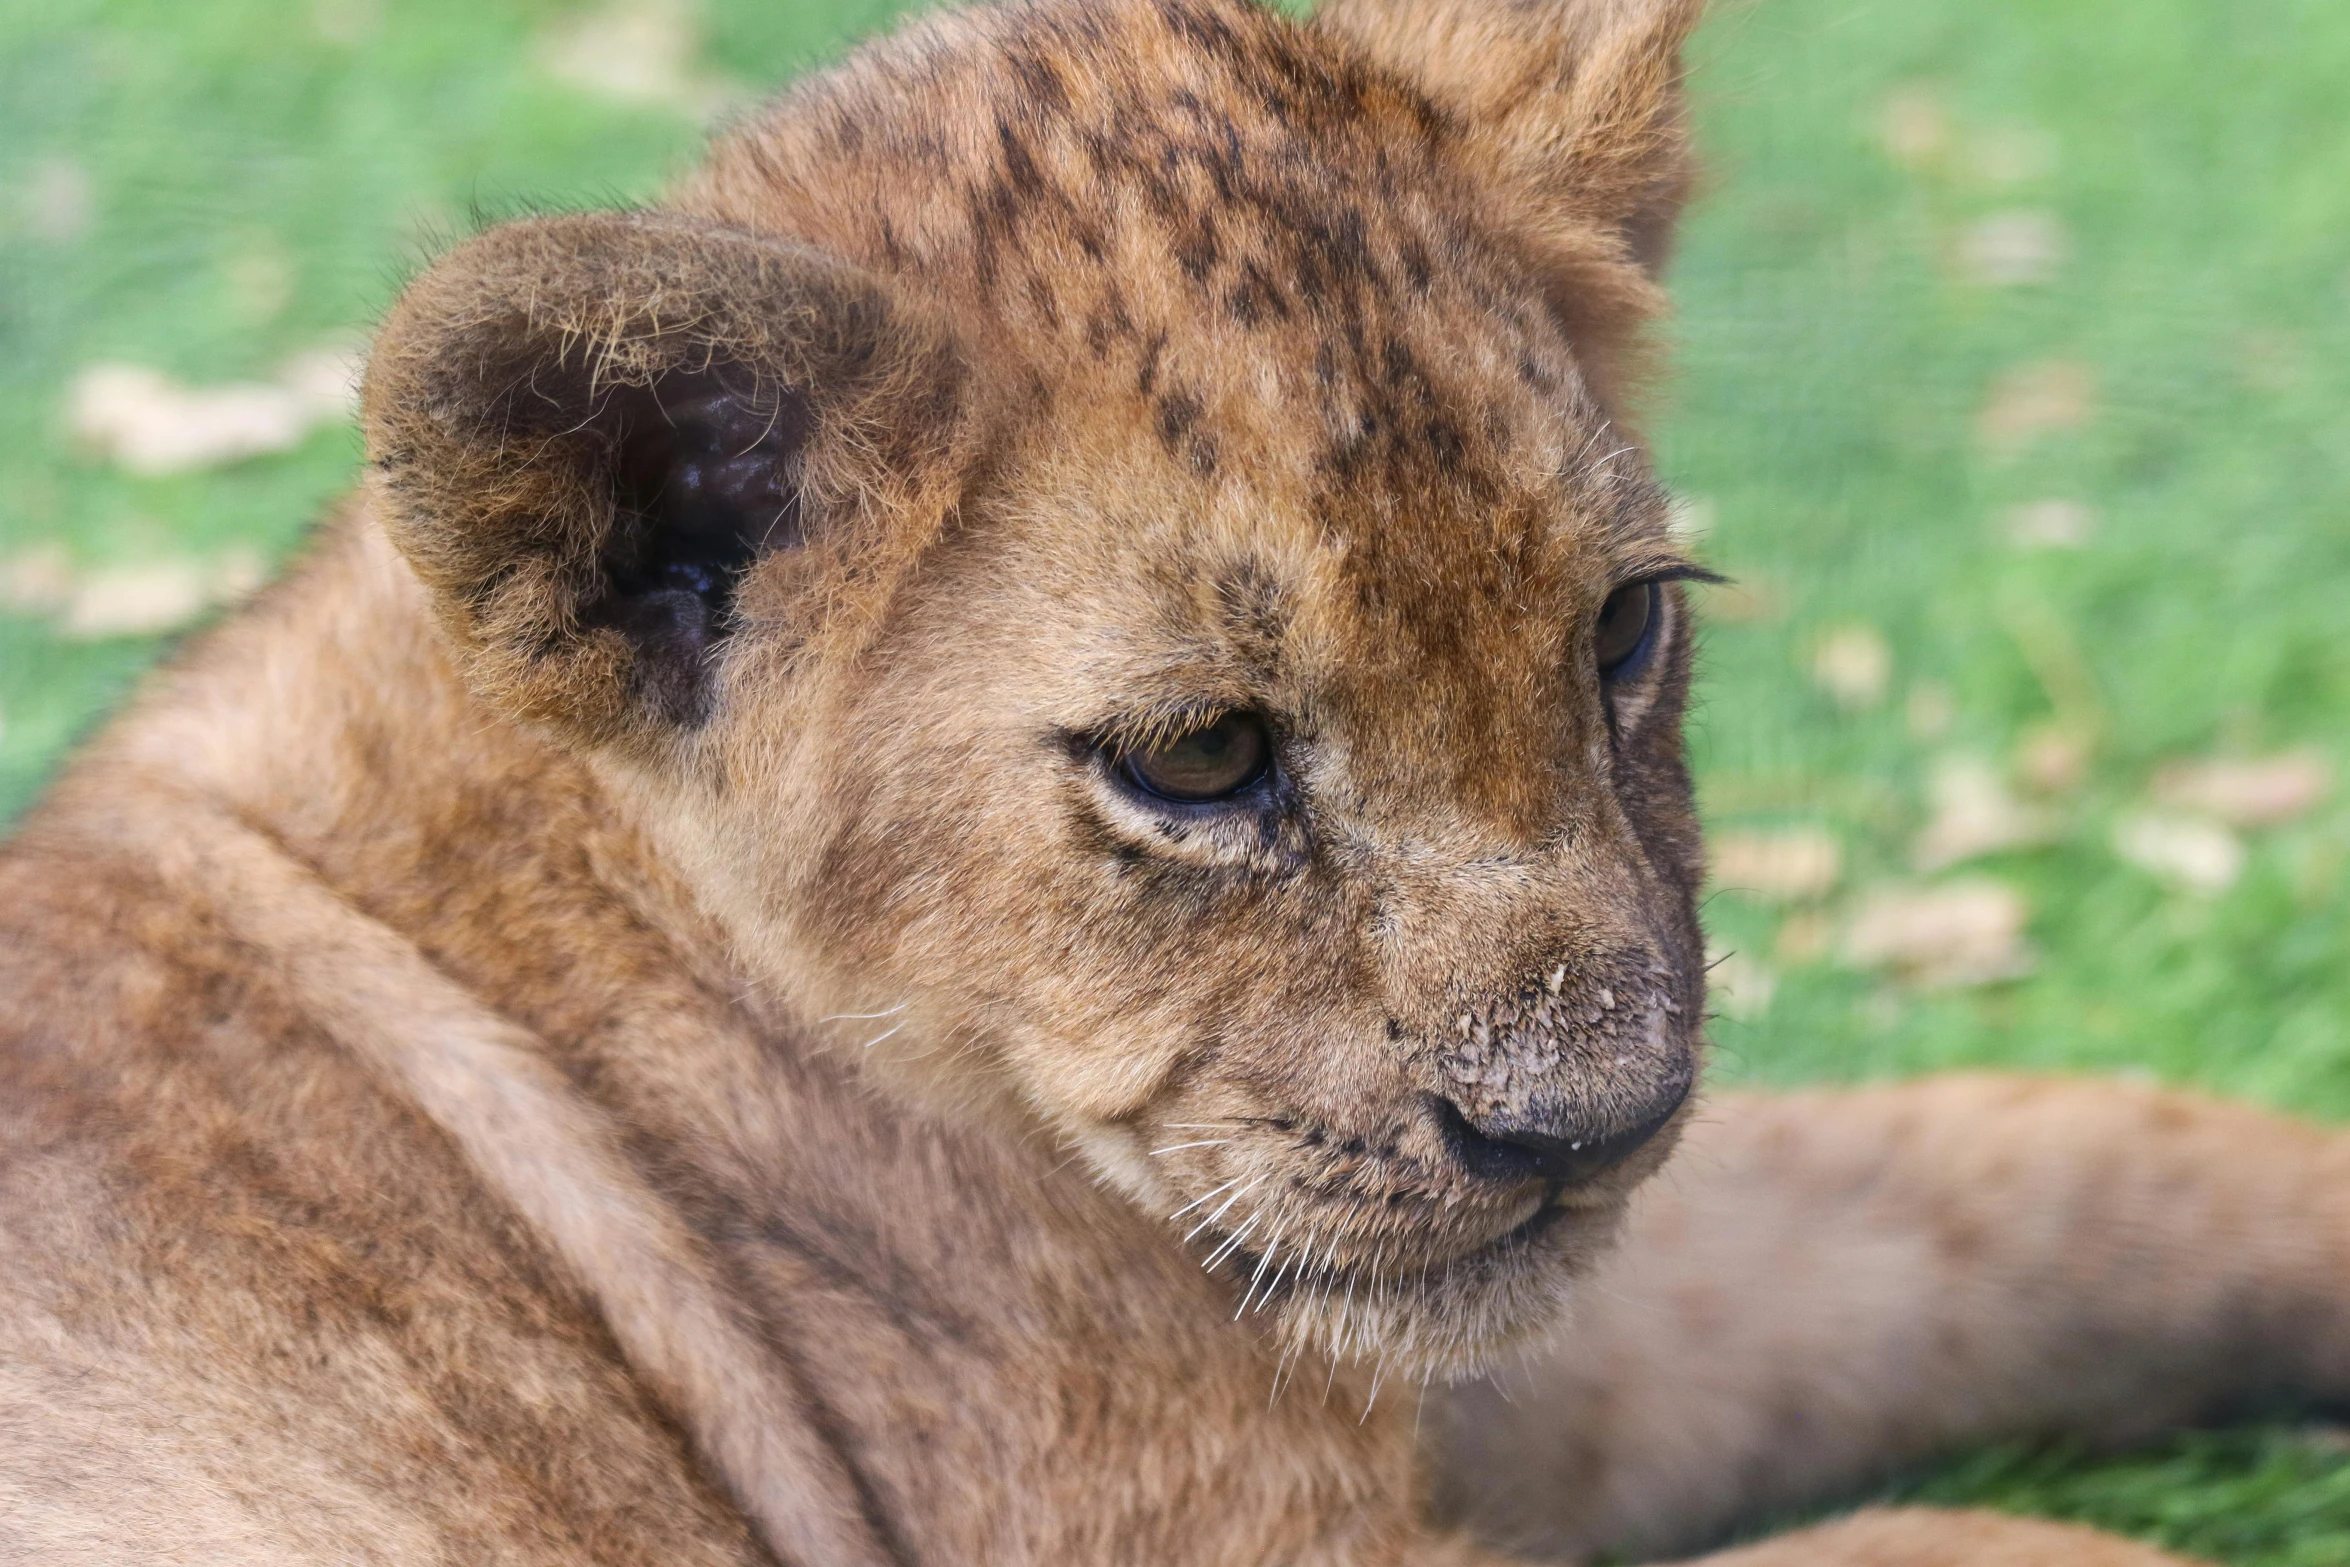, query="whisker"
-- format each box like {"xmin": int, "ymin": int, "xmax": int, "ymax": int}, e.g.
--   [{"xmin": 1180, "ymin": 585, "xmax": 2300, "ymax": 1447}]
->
[
  {"xmin": 1147, "ymin": 1139, "xmax": 1232, "ymax": 1157},
  {"xmin": 1202, "ymin": 1210, "xmax": 1262, "ymax": 1269},
  {"xmin": 815, "ymin": 1002, "xmax": 909, "ymax": 1023},
  {"xmin": 856, "ymin": 1023, "xmax": 904, "ymax": 1051},
  {"xmin": 1256, "ymin": 1222, "xmax": 1306, "ymax": 1316},
  {"xmin": 1236, "ymin": 1210, "xmax": 1292, "ymax": 1317},
  {"xmin": 1169, "ymin": 1176, "xmax": 1242, "ymax": 1222},
  {"xmin": 1268, "ymin": 1335, "xmax": 1302, "ymax": 1409},
  {"xmin": 1237, "ymin": 1252, "xmax": 1273, "ymax": 1317},
  {"xmin": 1183, "ymin": 1178, "xmax": 1261, "ymax": 1242},
  {"xmin": 1257, "ymin": 1245, "xmax": 1298, "ymax": 1314}
]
